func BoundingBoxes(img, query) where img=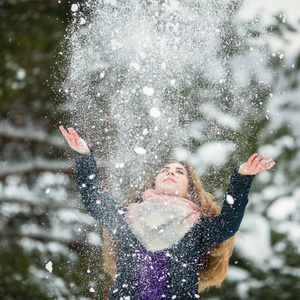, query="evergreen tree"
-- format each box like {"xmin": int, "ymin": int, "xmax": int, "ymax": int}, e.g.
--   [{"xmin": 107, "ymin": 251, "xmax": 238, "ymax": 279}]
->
[
  {"xmin": 0, "ymin": 0, "xmax": 105, "ymax": 298},
  {"xmin": 227, "ymin": 10, "xmax": 300, "ymax": 300}
]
